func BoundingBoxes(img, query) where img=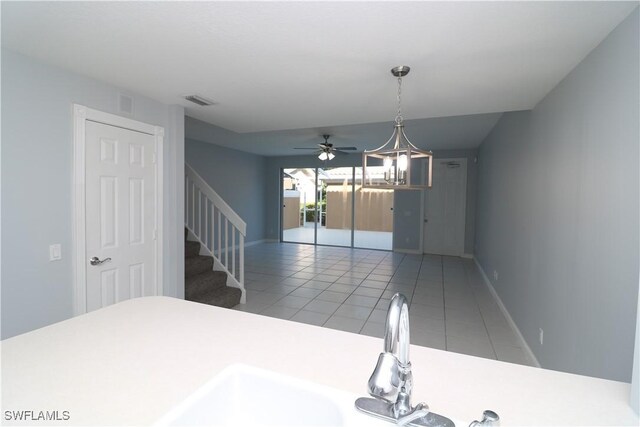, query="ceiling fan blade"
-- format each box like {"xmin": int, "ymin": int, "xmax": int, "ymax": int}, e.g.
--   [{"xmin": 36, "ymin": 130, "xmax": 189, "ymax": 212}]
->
[
  {"xmin": 334, "ymin": 147, "xmax": 357, "ymax": 150},
  {"xmin": 293, "ymin": 147, "xmax": 318, "ymax": 150}
]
